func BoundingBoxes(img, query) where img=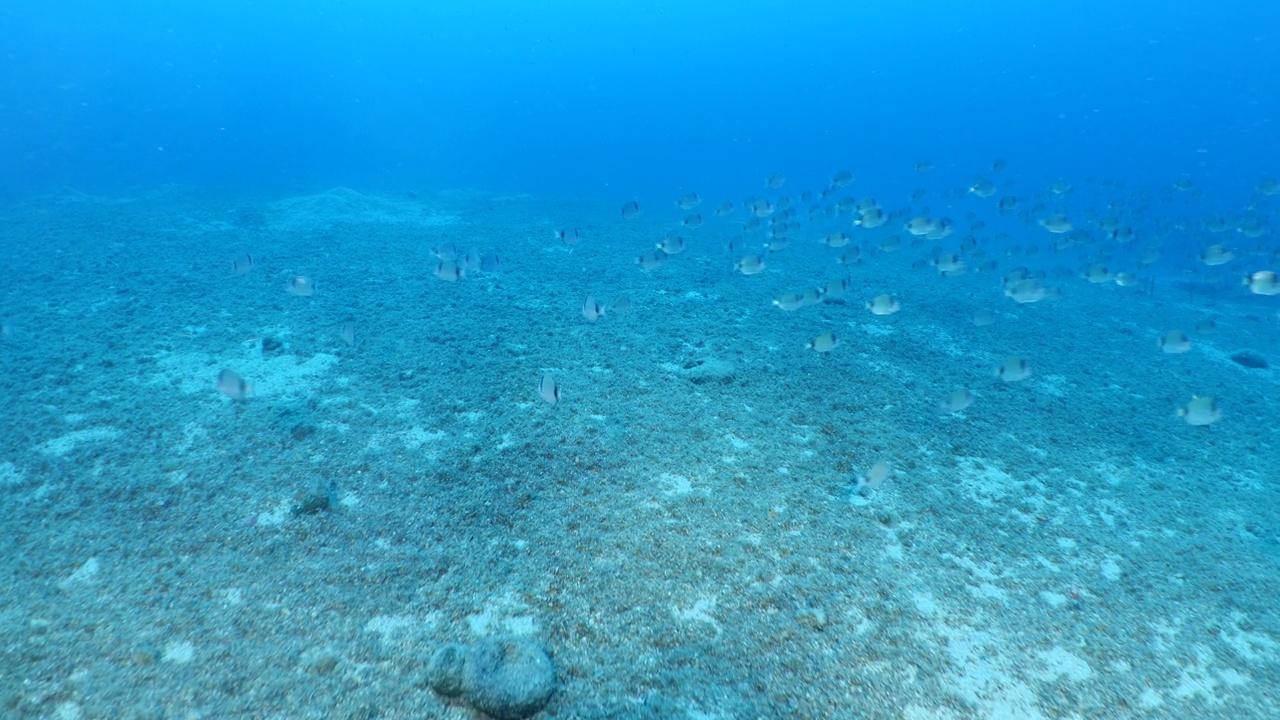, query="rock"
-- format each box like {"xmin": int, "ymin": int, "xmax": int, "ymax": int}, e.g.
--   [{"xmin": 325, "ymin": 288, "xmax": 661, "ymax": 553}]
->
[
  {"xmin": 426, "ymin": 644, "xmax": 469, "ymax": 698},
  {"xmin": 460, "ymin": 638, "xmax": 557, "ymax": 720},
  {"xmin": 1231, "ymin": 350, "xmax": 1269, "ymax": 369}
]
